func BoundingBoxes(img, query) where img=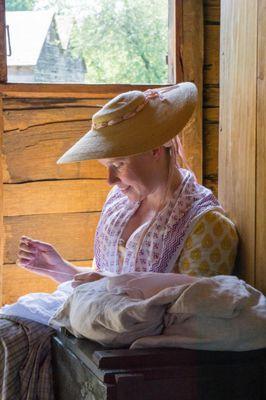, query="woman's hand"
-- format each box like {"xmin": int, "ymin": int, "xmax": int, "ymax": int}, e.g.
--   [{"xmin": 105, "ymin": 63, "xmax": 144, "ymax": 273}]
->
[
  {"xmin": 71, "ymin": 271, "xmax": 104, "ymax": 288},
  {"xmin": 17, "ymin": 236, "xmax": 77, "ymax": 283}
]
